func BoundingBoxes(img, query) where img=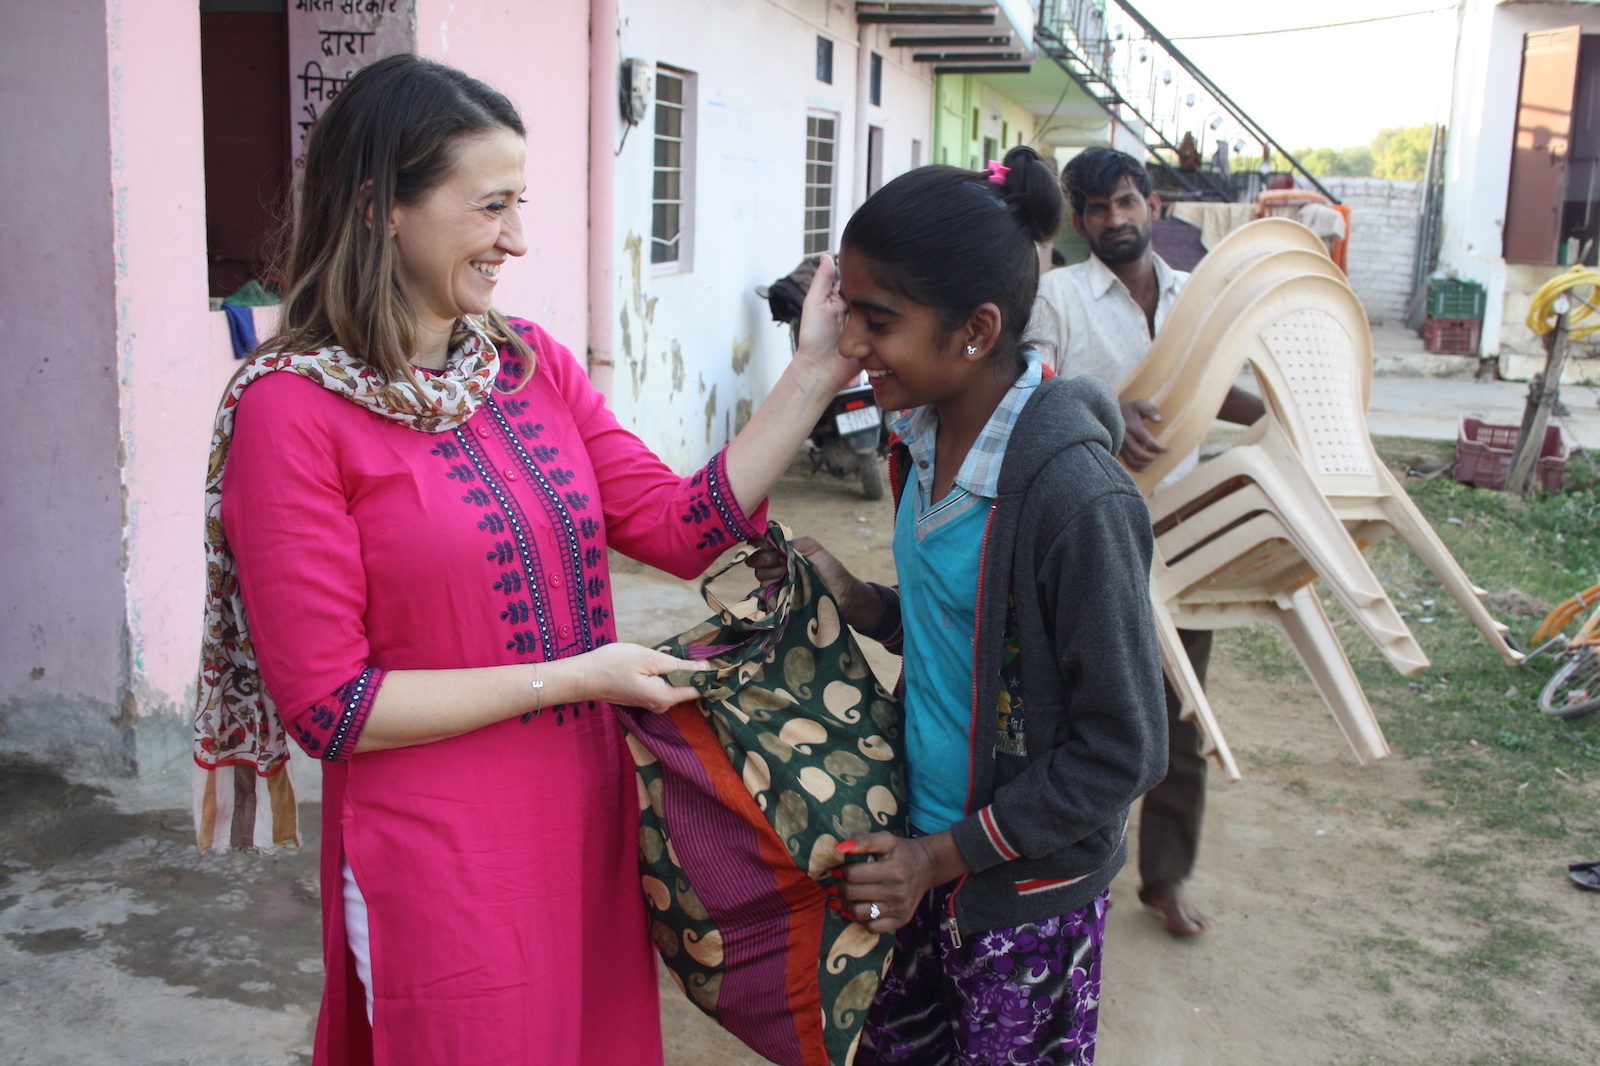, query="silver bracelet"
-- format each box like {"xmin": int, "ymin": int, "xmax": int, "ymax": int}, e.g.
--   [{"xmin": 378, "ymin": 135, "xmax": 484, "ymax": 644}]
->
[{"xmin": 531, "ymin": 661, "xmax": 544, "ymax": 712}]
